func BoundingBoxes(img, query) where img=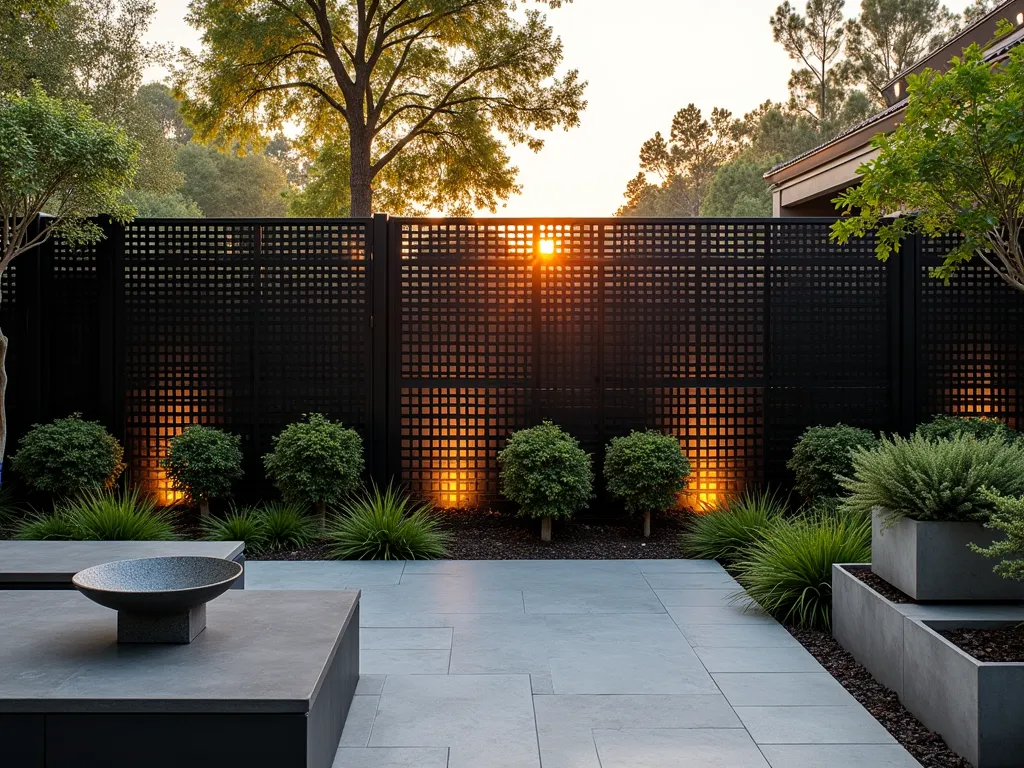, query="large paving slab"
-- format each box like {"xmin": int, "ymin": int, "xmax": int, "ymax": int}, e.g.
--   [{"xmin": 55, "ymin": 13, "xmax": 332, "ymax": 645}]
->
[{"xmin": 245, "ymin": 559, "xmax": 919, "ymax": 768}]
